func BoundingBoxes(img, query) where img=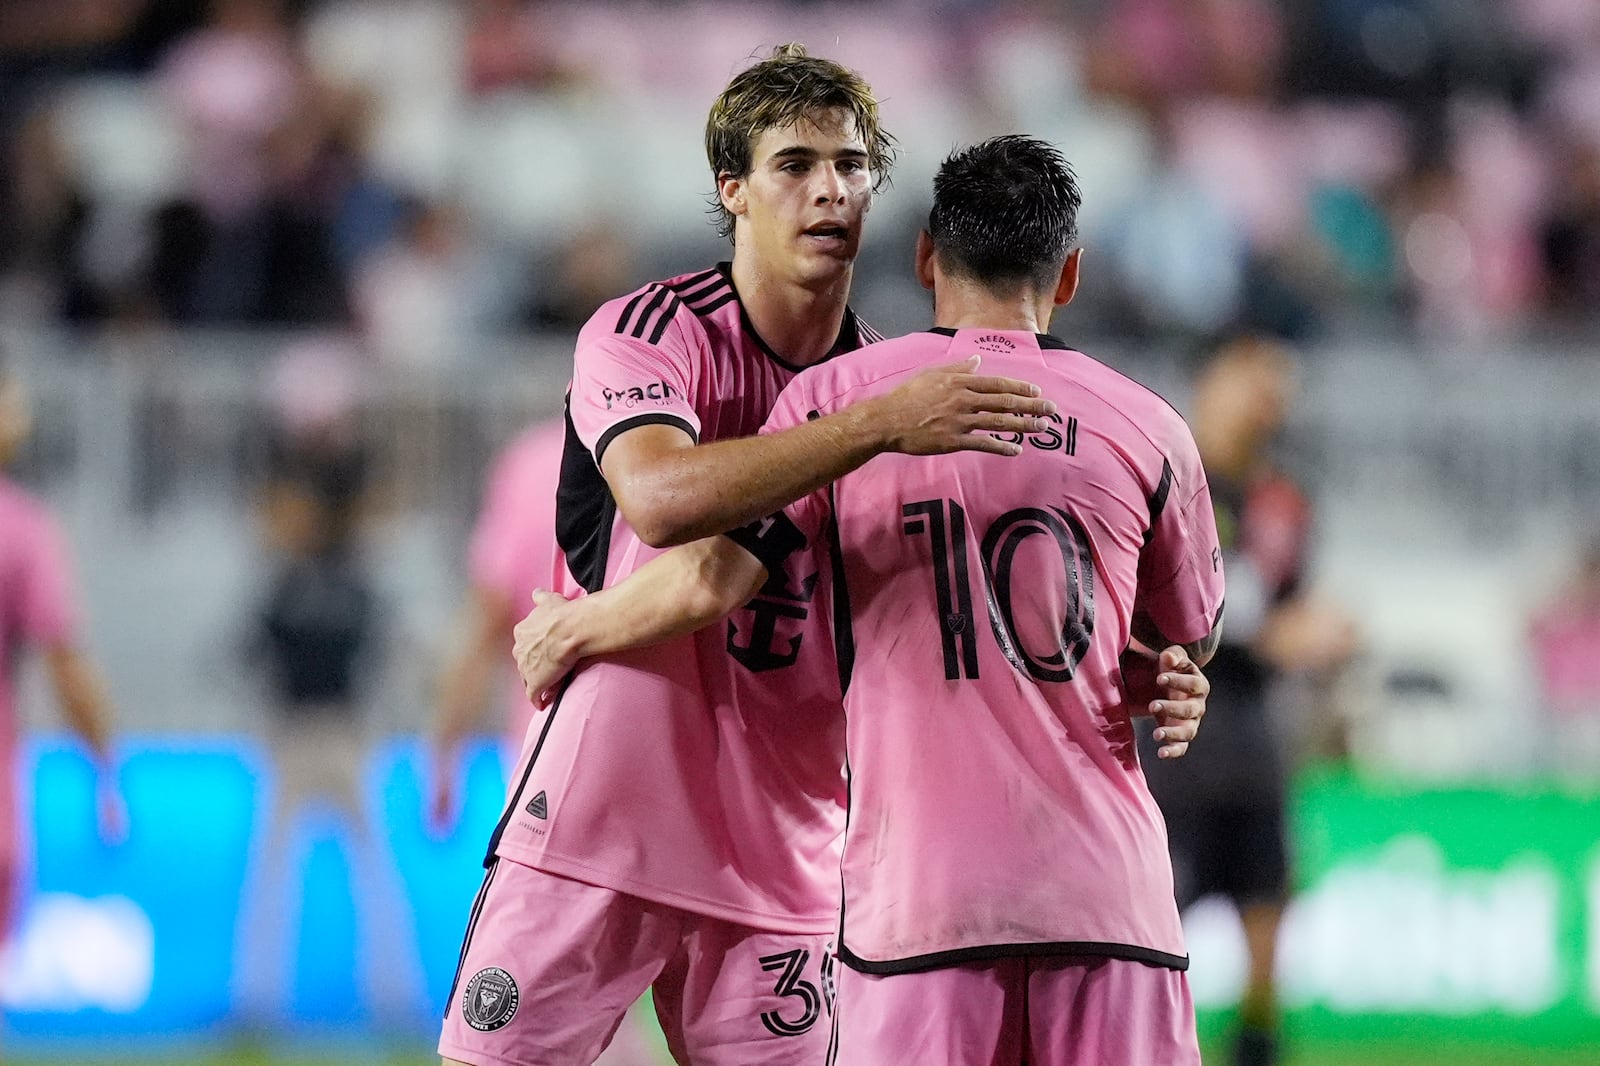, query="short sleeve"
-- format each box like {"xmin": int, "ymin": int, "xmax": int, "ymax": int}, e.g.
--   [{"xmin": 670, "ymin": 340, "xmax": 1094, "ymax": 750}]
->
[
  {"xmin": 18, "ymin": 508, "xmax": 79, "ymax": 647},
  {"xmin": 1137, "ymin": 438, "xmax": 1225, "ymax": 647},
  {"xmin": 568, "ymin": 291, "xmax": 702, "ymax": 466}
]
